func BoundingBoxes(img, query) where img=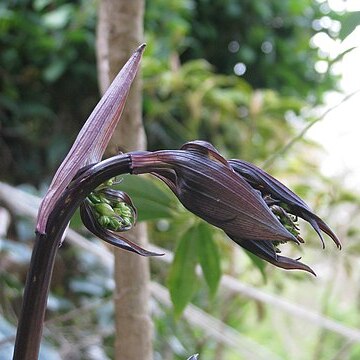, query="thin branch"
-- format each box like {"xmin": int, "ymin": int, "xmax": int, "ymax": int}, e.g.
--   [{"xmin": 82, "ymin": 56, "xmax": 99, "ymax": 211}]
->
[
  {"xmin": 0, "ymin": 336, "xmax": 15, "ymax": 347},
  {"xmin": 262, "ymin": 89, "xmax": 360, "ymax": 169},
  {"xmin": 151, "ymin": 282, "xmax": 282, "ymax": 360},
  {"xmin": 151, "ymin": 241, "xmax": 360, "ymax": 342},
  {"xmin": 221, "ymin": 275, "xmax": 360, "ymax": 342}
]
